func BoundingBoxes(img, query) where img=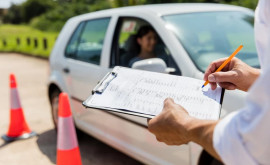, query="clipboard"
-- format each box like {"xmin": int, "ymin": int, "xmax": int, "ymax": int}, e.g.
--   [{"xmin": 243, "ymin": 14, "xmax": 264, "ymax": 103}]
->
[
  {"xmin": 83, "ymin": 66, "xmax": 225, "ymax": 119},
  {"xmin": 83, "ymin": 70, "xmax": 156, "ymax": 118}
]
